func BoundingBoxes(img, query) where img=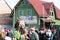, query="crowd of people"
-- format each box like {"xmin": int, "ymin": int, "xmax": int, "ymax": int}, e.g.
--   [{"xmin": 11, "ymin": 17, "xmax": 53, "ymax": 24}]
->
[
  {"xmin": 13, "ymin": 18, "xmax": 58, "ymax": 40},
  {"xmin": 0, "ymin": 18, "xmax": 59, "ymax": 40}
]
